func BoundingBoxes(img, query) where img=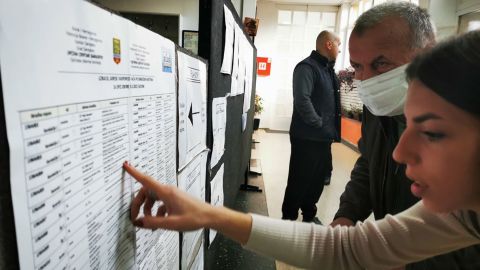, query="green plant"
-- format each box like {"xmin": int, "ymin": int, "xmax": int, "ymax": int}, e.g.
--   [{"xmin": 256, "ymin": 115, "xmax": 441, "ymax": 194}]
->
[
  {"xmin": 351, "ymin": 107, "xmax": 363, "ymax": 121},
  {"xmin": 254, "ymin": 94, "xmax": 264, "ymax": 115},
  {"xmin": 341, "ymin": 106, "xmax": 350, "ymax": 117}
]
